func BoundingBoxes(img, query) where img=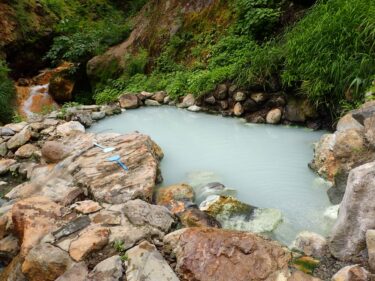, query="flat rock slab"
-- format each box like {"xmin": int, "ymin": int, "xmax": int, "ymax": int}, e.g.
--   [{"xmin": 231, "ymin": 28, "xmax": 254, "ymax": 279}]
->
[
  {"xmin": 164, "ymin": 227, "xmax": 291, "ymax": 281},
  {"xmin": 71, "ymin": 133, "xmax": 163, "ymax": 204}
]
